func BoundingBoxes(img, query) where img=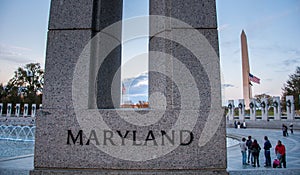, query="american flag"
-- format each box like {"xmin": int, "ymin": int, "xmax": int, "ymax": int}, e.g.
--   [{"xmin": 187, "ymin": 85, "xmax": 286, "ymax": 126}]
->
[
  {"xmin": 249, "ymin": 73, "xmax": 260, "ymax": 84},
  {"xmin": 122, "ymin": 83, "xmax": 126, "ymax": 95}
]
